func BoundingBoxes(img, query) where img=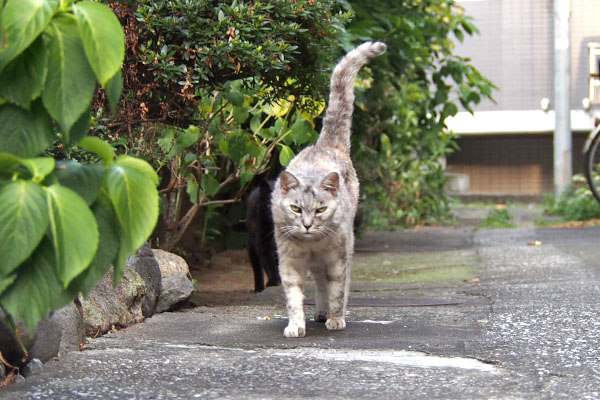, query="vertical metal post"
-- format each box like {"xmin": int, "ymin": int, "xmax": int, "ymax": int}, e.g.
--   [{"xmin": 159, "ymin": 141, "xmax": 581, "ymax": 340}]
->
[{"xmin": 553, "ymin": 0, "xmax": 572, "ymax": 197}]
